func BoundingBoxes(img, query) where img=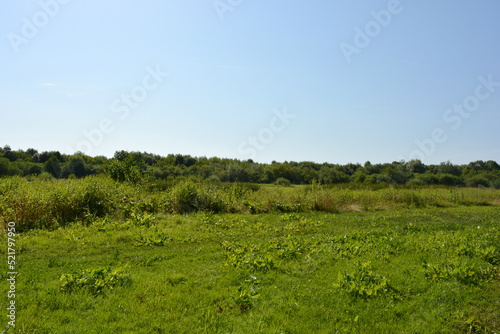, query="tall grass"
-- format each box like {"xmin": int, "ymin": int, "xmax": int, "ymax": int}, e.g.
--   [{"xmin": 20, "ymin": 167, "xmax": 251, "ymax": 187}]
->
[
  {"xmin": 1, "ymin": 176, "xmax": 499, "ymax": 231},
  {"xmin": 0, "ymin": 176, "xmax": 118, "ymax": 230}
]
